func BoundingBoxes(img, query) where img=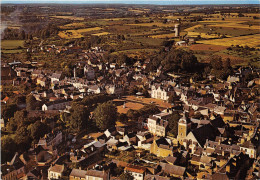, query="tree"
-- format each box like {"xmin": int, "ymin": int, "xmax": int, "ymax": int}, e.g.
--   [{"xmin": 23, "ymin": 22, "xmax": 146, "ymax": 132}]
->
[
  {"xmin": 14, "ymin": 126, "xmax": 32, "ymax": 152},
  {"xmin": 167, "ymin": 112, "xmax": 181, "ymax": 137},
  {"xmin": 126, "ymin": 109, "xmax": 140, "ymax": 120},
  {"xmin": 19, "ymin": 30, "xmax": 26, "ymax": 39},
  {"xmin": 1, "ymin": 103, "xmax": 17, "ymax": 121},
  {"xmin": 1, "ymin": 135, "xmax": 17, "ymax": 163},
  {"xmin": 168, "ymin": 92, "xmax": 178, "ymax": 104},
  {"xmin": 223, "ymin": 58, "xmax": 232, "ymax": 70},
  {"xmin": 28, "ymin": 121, "xmax": 48, "ymax": 142},
  {"xmin": 209, "ymin": 56, "xmax": 223, "ymax": 70},
  {"xmin": 14, "ymin": 109, "xmax": 28, "ymax": 124},
  {"xmin": 118, "ymin": 113, "xmax": 128, "ymax": 123},
  {"xmin": 93, "ymin": 101, "xmax": 117, "ymax": 131},
  {"xmin": 119, "ymin": 172, "xmax": 134, "ymax": 180},
  {"xmin": 69, "ymin": 103, "xmax": 90, "ymax": 132},
  {"xmin": 26, "ymin": 94, "xmax": 37, "ymax": 111},
  {"xmin": 139, "ymin": 104, "xmax": 160, "ymax": 116},
  {"xmin": 6, "ymin": 117, "xmax": 17, "ymax": 133}
]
